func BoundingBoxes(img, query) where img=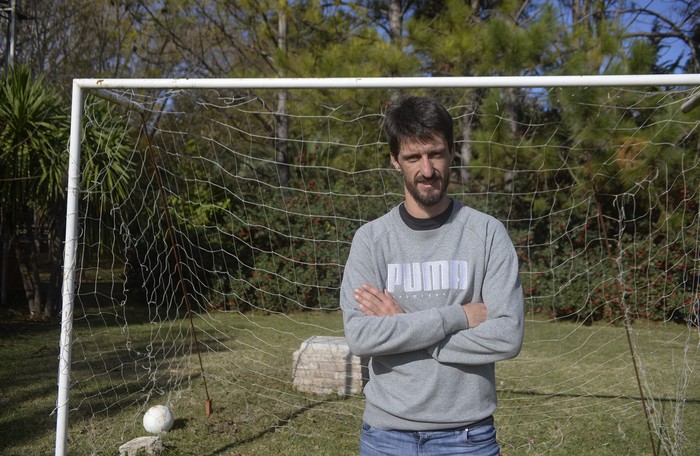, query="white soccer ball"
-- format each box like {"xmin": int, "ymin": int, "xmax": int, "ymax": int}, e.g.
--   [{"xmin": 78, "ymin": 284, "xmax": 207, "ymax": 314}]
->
[{"xmin": 143, "ymin": 405, "xmax": 174, "ymax": 434}]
